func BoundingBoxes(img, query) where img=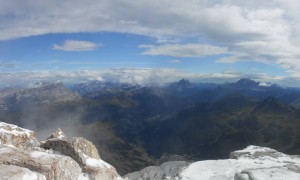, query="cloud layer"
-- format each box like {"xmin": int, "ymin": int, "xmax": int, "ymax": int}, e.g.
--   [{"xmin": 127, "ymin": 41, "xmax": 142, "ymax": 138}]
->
[
  {"xmin": 1, "ymin": 0, "xmax": 300, "ymax": 77},
  {"xmin": 140, "ymin": 44, "xmax": 227, "ymax": 57},
  {"xmin": 0, "ymin": 68, "xmax": 295, "ymax": 88}
]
